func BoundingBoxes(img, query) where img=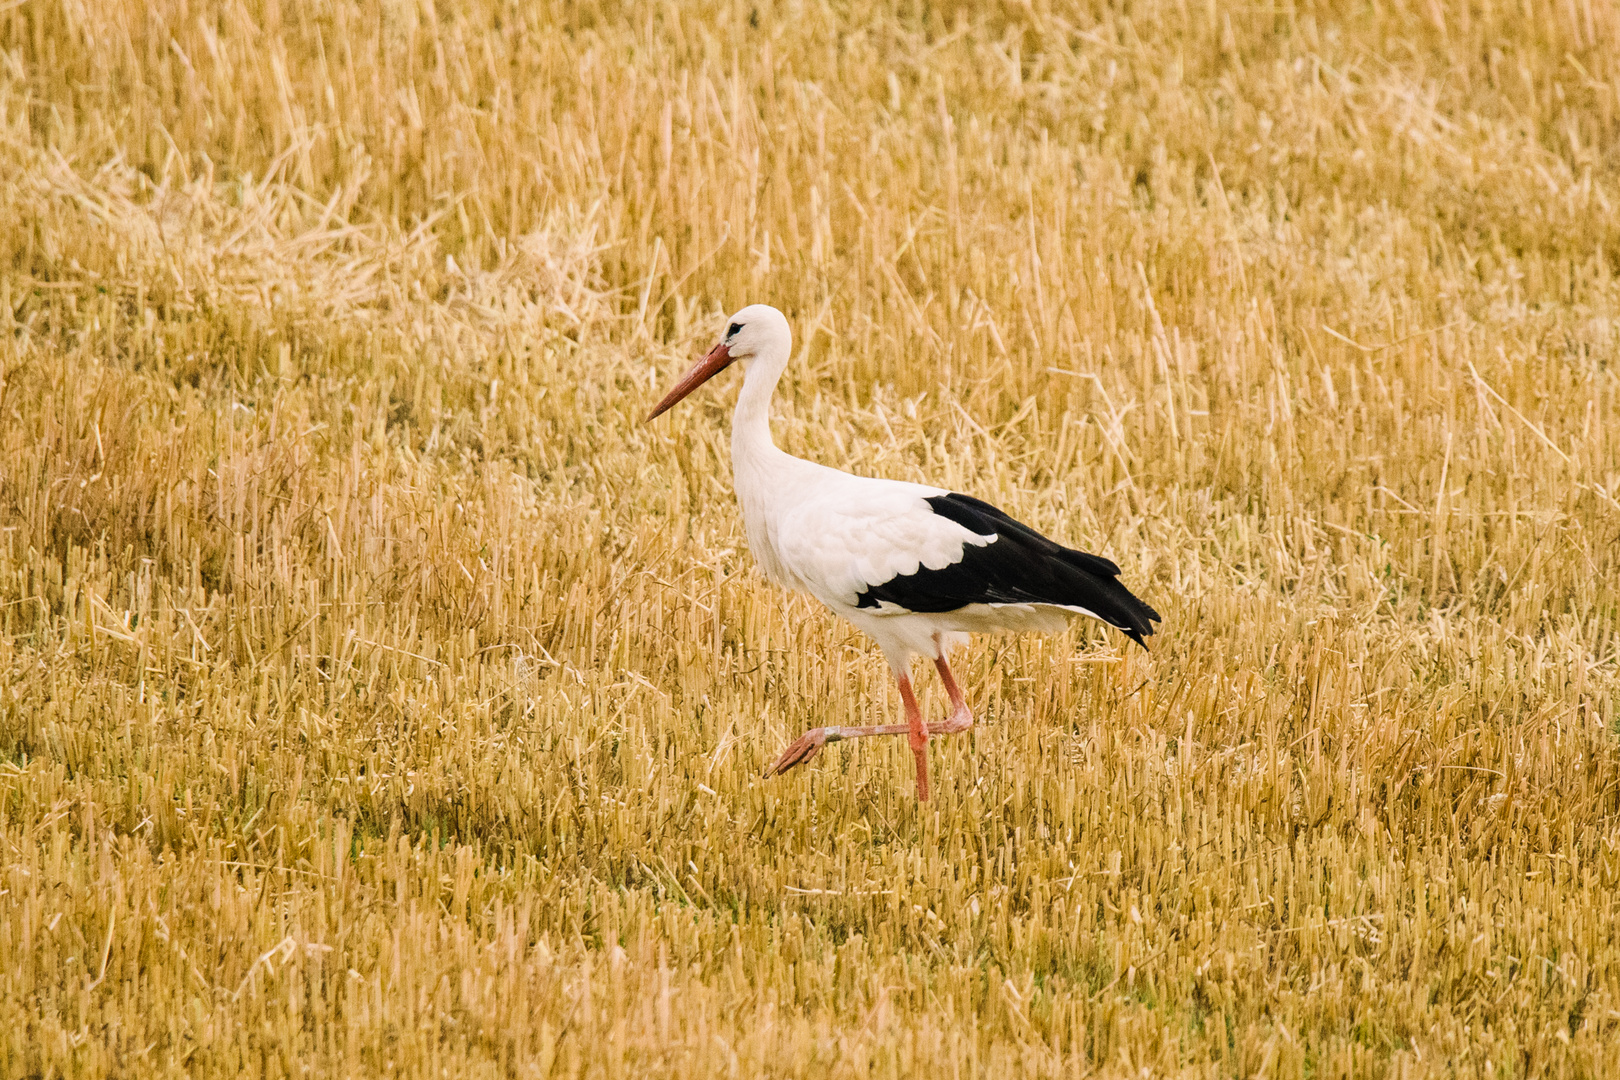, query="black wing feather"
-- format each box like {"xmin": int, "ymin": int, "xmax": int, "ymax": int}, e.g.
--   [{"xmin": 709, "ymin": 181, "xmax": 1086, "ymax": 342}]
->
[{"xmin": 854, "ymin": 493, "xmax": 1161, "ymax": 647}]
